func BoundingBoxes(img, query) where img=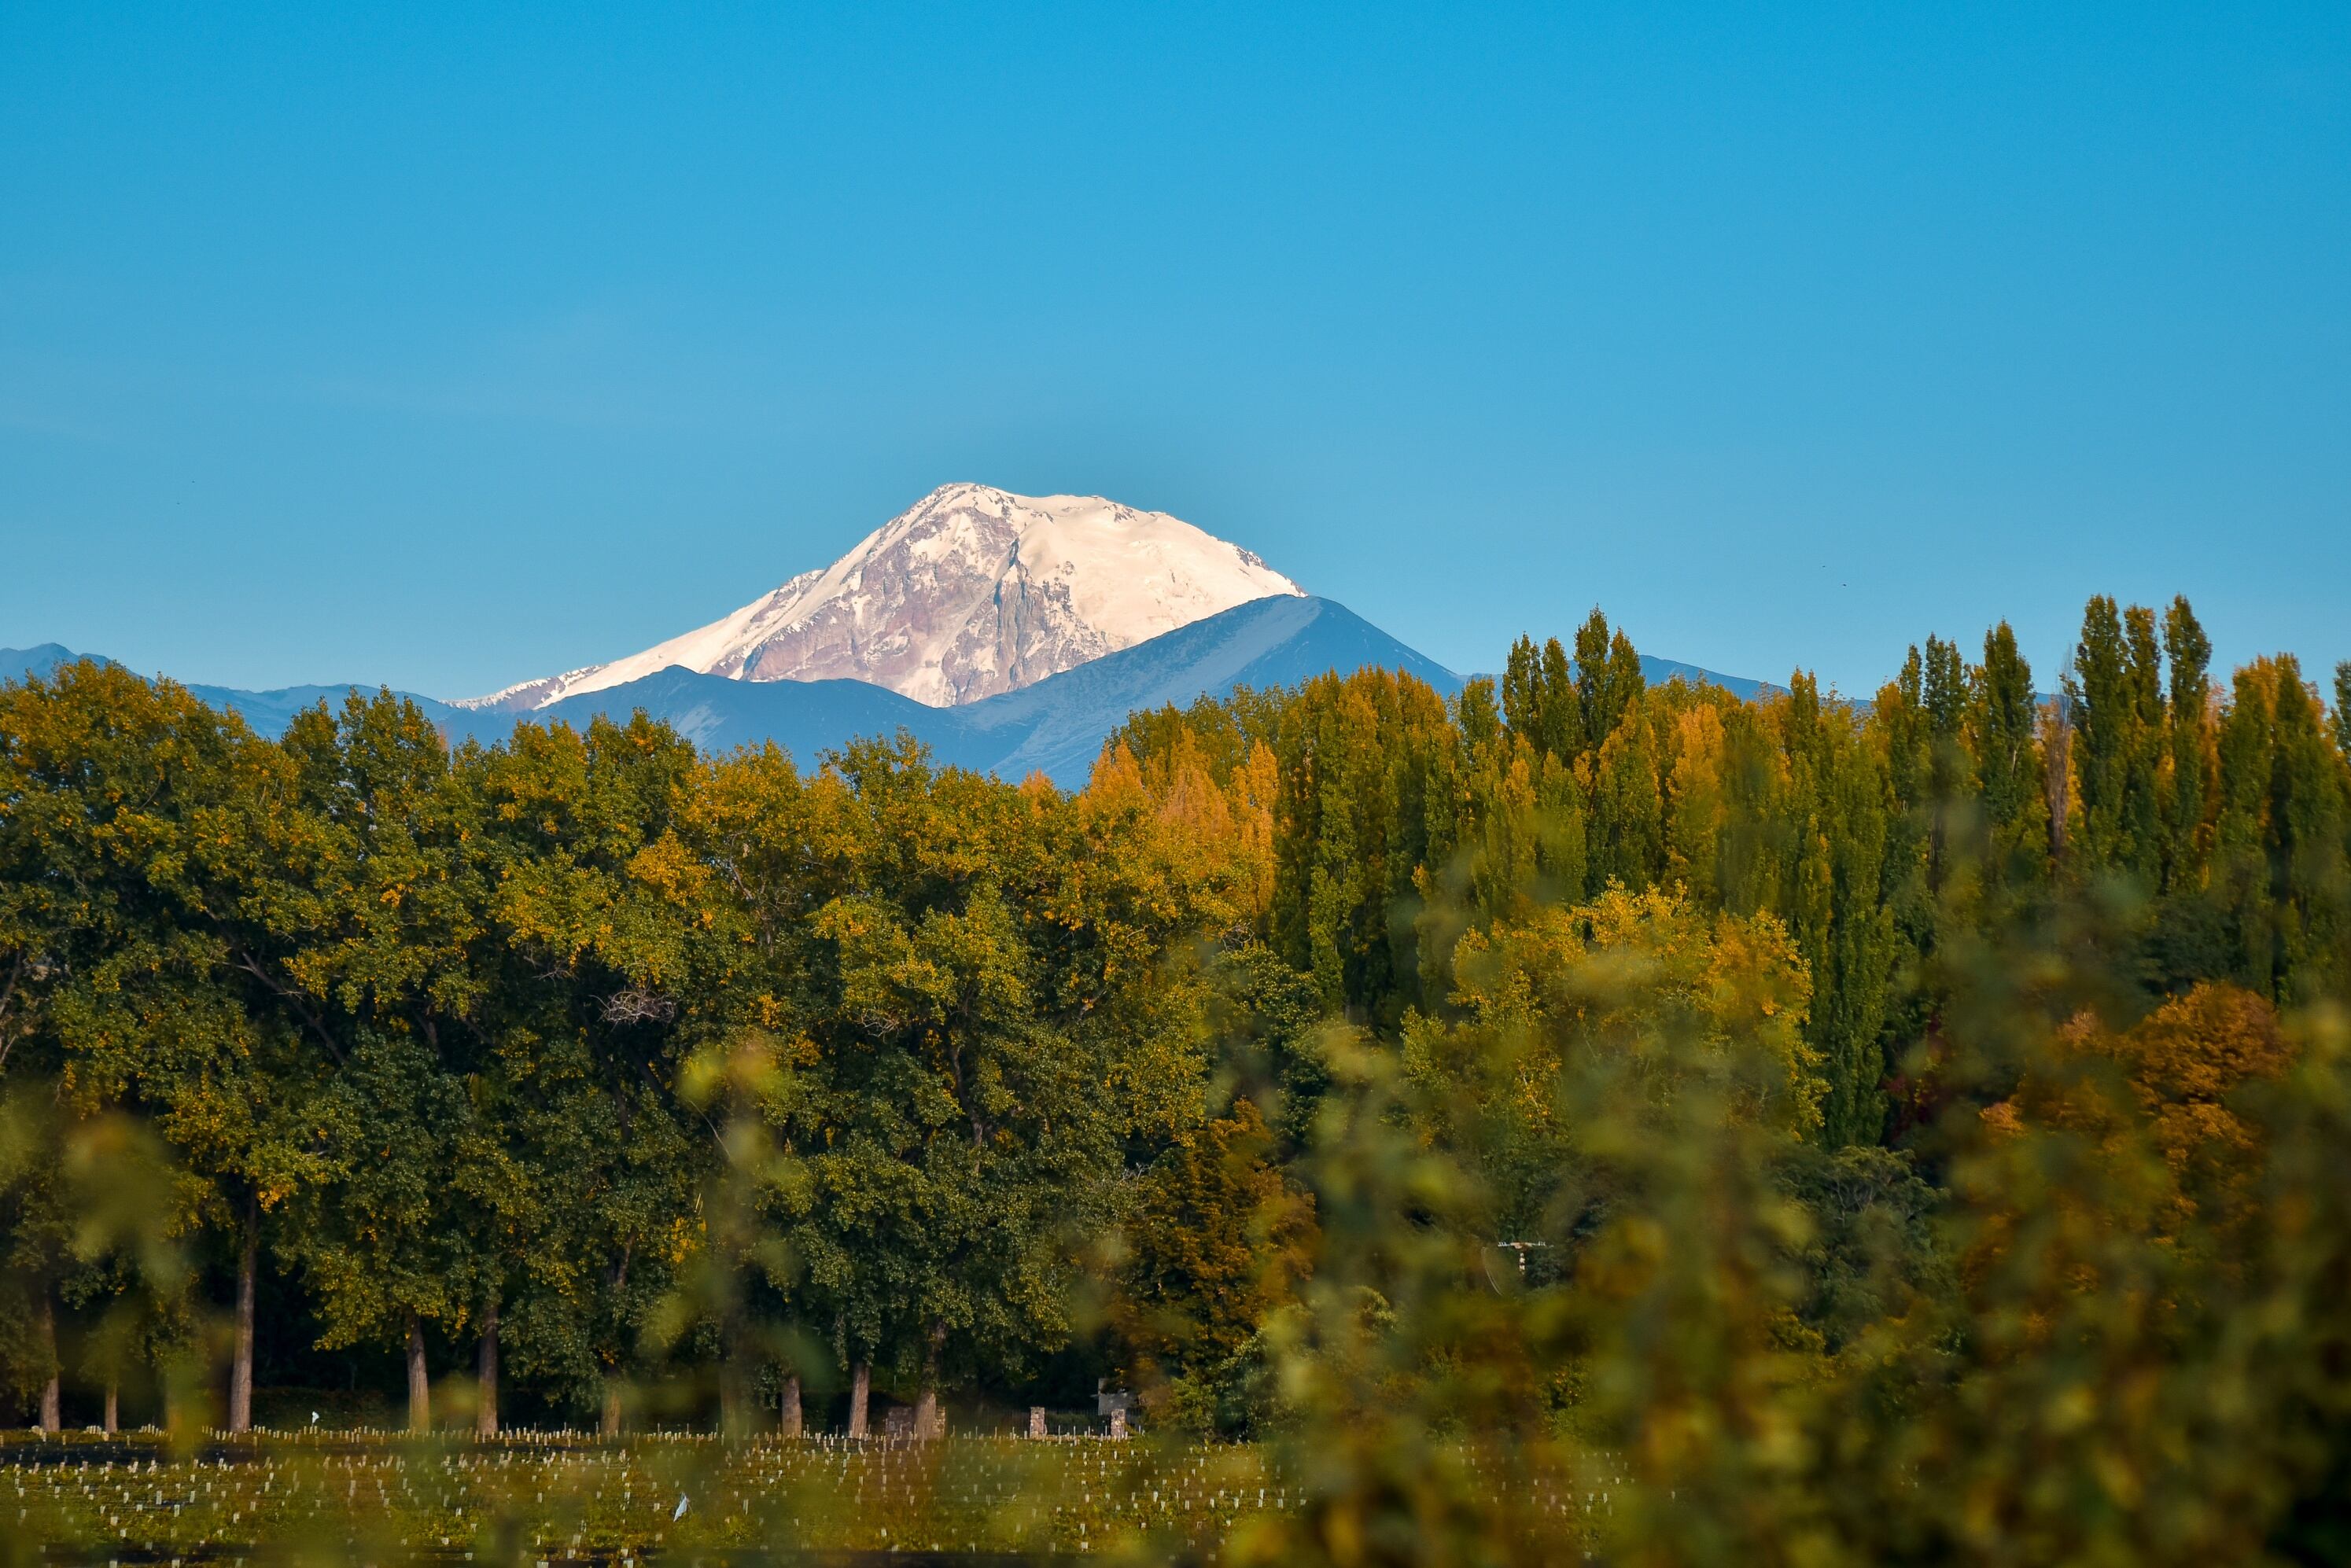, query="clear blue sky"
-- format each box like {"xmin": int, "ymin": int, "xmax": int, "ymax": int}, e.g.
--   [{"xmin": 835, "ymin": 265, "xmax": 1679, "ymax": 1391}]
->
[{"xmin": 5, "ymin": 2, "xmax": 2345, "ymax": 700}]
